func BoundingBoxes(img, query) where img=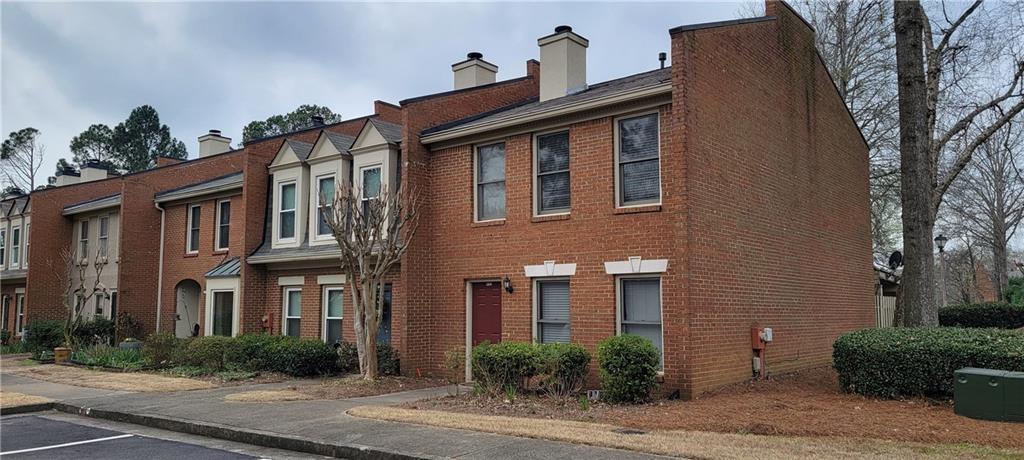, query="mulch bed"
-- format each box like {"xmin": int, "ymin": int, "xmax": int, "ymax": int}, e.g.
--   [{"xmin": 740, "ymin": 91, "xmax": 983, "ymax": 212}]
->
[
  {"xmin": 297, "ymin": 375, "xmax": 447, "ymax": 399},
  {"xmin": 405, "ymin": 367, "xmax": 1024, "ymax": 449}
]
